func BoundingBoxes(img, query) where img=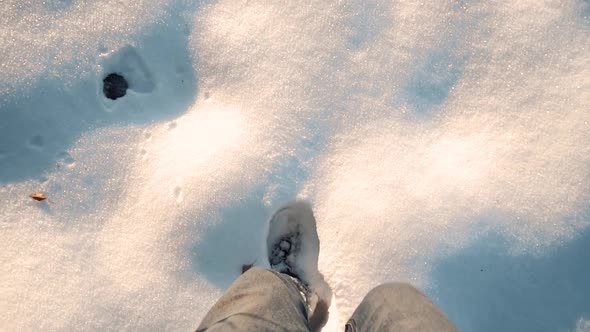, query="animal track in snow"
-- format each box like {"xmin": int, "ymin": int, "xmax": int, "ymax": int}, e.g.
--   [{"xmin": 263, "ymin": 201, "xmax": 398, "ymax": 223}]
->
[
  {"xmin": 173, "ymin": 186, "xmax": 183, "ymax": 203},
  {"xmin": 28, "ymin": 135, "xmax": 44, "ymax": 150},
  {"xmin": 56, "ymin": 151, "xmax": 75, "ymax": 167}
]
